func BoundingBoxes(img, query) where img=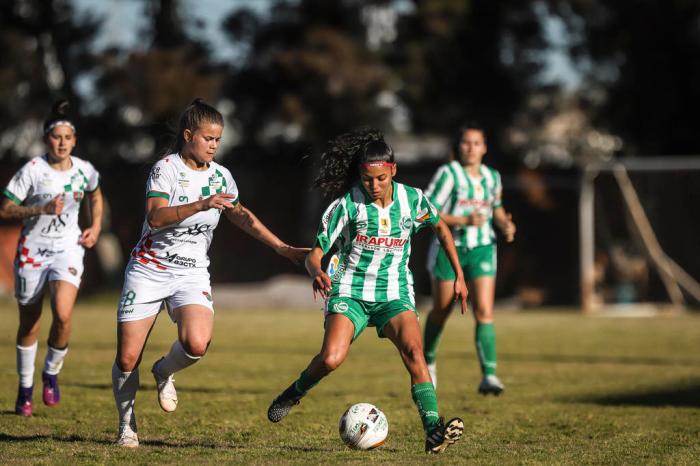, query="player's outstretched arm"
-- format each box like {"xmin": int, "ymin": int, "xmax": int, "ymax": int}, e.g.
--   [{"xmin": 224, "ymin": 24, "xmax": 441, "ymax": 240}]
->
[
  {"xmin": 224, "ymin": 203, "xmax": 309, "ymax": 265},
  {"xmin": 493, "ymin": 207, "xmax": 516, "ymax": 242},
  {"xmin": 0, "ymin": 194, "xmax": 64, "ymax": 221},
  {"xmin": 79, "ymin": 187, "xmax": 103, "ymax": 248},
  {"xmin": 146, "ymin": 193, "xmax": 235, "ymax": 229},
  {"xmin": 431, "ymin": 218, "xmax": 469, "ymax": 314}
]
